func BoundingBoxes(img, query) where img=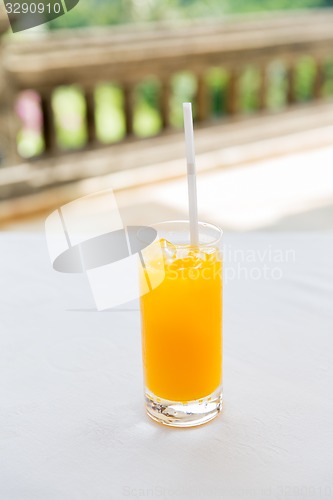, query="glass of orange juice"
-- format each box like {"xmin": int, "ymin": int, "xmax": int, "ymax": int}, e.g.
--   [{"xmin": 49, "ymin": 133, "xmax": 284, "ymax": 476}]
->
[{"xmin": 139, "ymin": 220, "xmax": 223, "ymax": 427}]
